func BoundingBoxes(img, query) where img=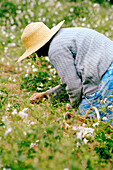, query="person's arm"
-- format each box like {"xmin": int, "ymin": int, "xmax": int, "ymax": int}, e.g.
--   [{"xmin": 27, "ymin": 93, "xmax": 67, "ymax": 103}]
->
[
  {"xmin": 29, "ymin": 84, "xmax": 69, "ymax": 104},
  {"xmin": 29, "ymin": 91, "xmax": 48, "ymax": 104},
  {"xmin": 49, "ymin": 46, "xmax": 82, "ymax": 107},
  {"xmin": 47, "ymin": 84, "xmax": 69, "ymax": 103}
]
